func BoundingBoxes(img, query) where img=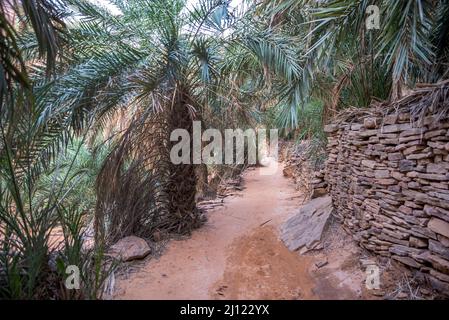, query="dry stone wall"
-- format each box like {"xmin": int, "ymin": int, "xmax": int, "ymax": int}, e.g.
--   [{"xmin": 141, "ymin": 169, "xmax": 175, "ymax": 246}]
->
[
  {"xmin": 281, "ymin": 141, "xmax": 327, "ymax": 199},
  {"xmin": 324, "ymin": 106, "xmax": 449, "ymax": 294}
]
